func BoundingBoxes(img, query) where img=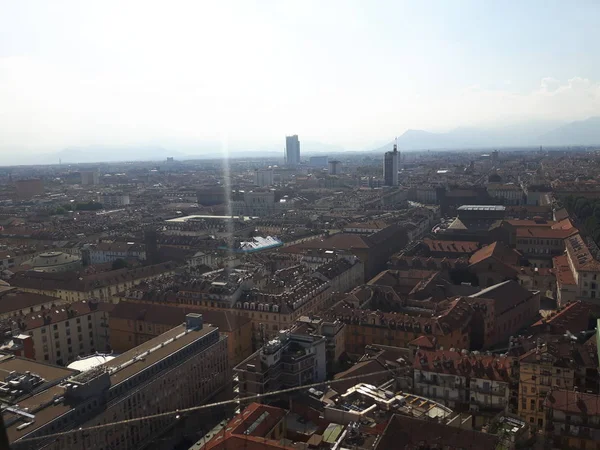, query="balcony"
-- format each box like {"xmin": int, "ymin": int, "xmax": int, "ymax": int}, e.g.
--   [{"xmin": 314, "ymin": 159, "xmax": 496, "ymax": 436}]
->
[{"xmin": 470, "ymin": 384, "xmax": 507, "ymax": 397}]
